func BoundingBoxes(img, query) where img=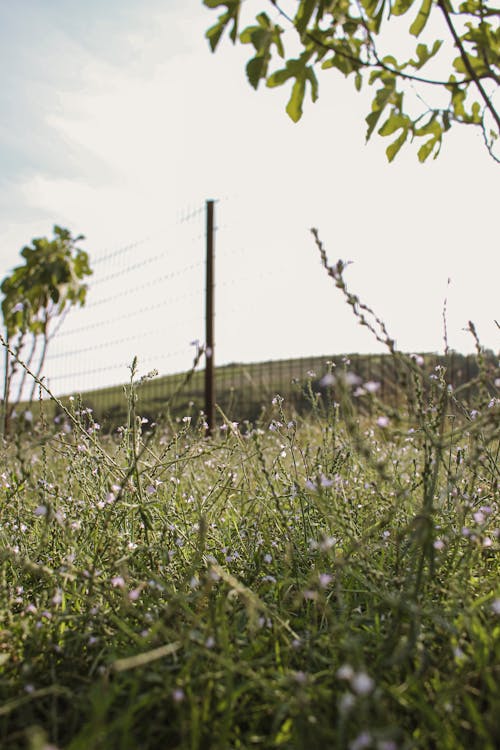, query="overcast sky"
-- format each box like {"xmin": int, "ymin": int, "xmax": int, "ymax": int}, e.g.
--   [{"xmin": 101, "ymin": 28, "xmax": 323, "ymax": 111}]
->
[{"xmin": 0, "ymin": 0, "xmax": 498, "ymax": 394}]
